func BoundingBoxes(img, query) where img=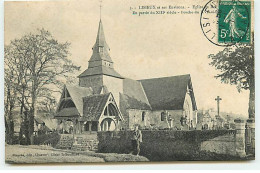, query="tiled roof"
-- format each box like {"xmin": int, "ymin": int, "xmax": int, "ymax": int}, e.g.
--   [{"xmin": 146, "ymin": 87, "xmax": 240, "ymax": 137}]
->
[
  {"xmin": 89, "ymin": 20, "xmax": 112, "ymax": 63},
  {"xmin": 65, "ymin": 84, "xmax": 93, "ymax": 116},
  {"xmin": 89, "ymin": 49, "xmax": 112, "ymax": 63},
  {"xmin": 55, "ymin": 107, "xmax": 79, "ymax": 118},
  {"xmin": 120, "ymin": 93, "xmax": 151, "ymax": 110},
  {"xmin": 83, "ymin": 93, "xmax": 111, "ymax": 121},
  {"xmin": 121, "ymin": 78, "xmax": 151, "ymax": 110},
  {"xmin": 78, "ymin": 66, "xmax": 124, "ymax": 79},
  {"xmin": 34, "ymin": 117, "xmax": 52, "ymax": 131},
  {"xmin": 139, "ymin": 74, "xmax": 195, "ymax": 110}
]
